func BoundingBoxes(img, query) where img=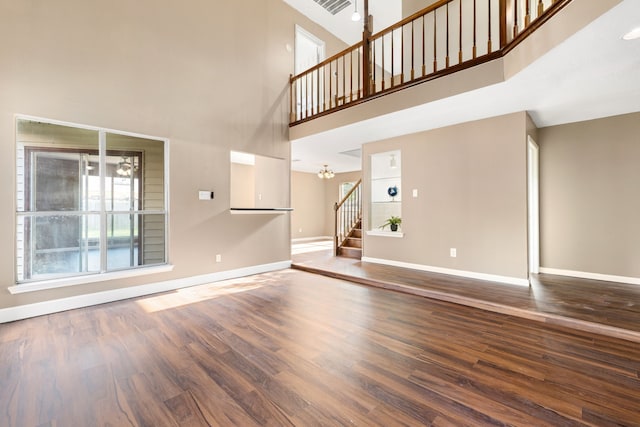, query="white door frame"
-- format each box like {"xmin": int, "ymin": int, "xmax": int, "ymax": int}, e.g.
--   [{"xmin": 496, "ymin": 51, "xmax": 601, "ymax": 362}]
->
[
  {"xmin": 527, "ymin": 136, "xmax": 540, "ymax": 275},
  {"xmin": 294, "ymin": 25, "xmax": 325, "ymax": 74},
  {"xmin": 294, "ymin": 26, "xmax": 326, "ymax": 119}
]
